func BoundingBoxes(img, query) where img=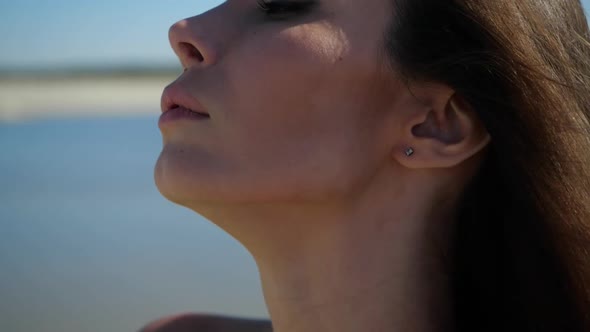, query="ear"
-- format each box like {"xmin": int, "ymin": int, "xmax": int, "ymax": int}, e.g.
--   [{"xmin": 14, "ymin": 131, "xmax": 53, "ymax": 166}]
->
[{"xmin": 393, "ymin": 87, "xmax": 491, "ymax": 169}]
